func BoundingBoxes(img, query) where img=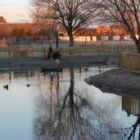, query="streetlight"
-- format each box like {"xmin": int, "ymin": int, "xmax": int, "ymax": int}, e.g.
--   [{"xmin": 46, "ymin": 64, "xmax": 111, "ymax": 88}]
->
[
  {"xmin": 56, "ymin": 28, "xmax": 59, "ymax": 51},
  {"xmin": 49, "ymin": 11, "xmax": 59, "ymax": 50},
  {"xmin": 54, "ymin": 12, "xmax": 60, "ymax": 51}
]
